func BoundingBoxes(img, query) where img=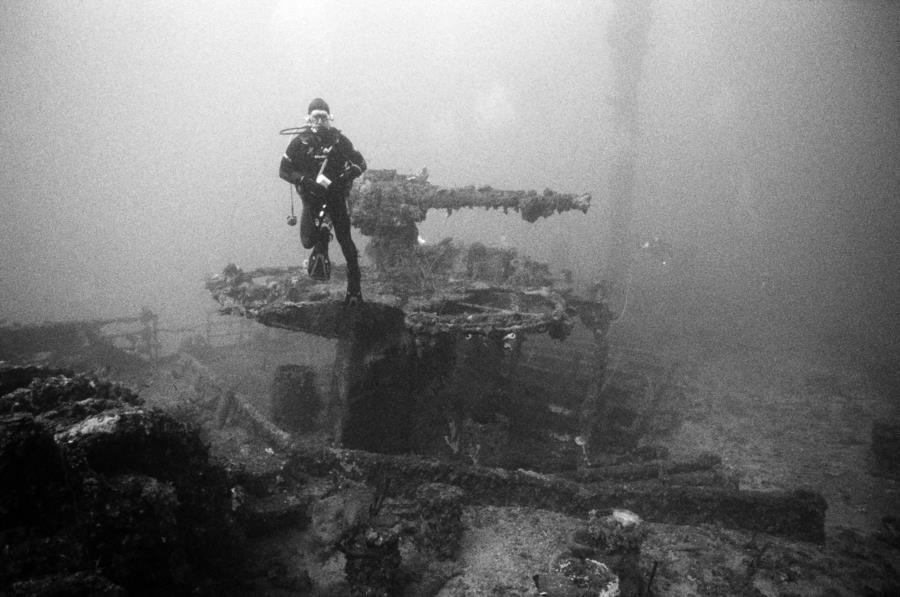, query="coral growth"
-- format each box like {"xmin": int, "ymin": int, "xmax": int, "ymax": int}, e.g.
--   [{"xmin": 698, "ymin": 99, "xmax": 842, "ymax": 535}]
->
[{"xmin": 0, "ymin": 365, "xmax": 245, "ymax": 596}]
